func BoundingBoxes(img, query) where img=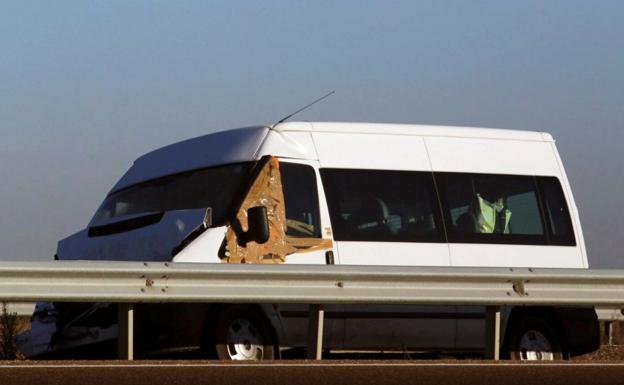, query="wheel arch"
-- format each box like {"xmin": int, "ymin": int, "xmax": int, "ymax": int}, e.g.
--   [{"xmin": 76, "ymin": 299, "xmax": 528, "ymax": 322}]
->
[
  {"xmin": 200, "ymin": 303, "xmax": 282, "ymax": 359},
  {"xmin": 501, "ymin": 306, "xmax": 568, "ymax": 359}
]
